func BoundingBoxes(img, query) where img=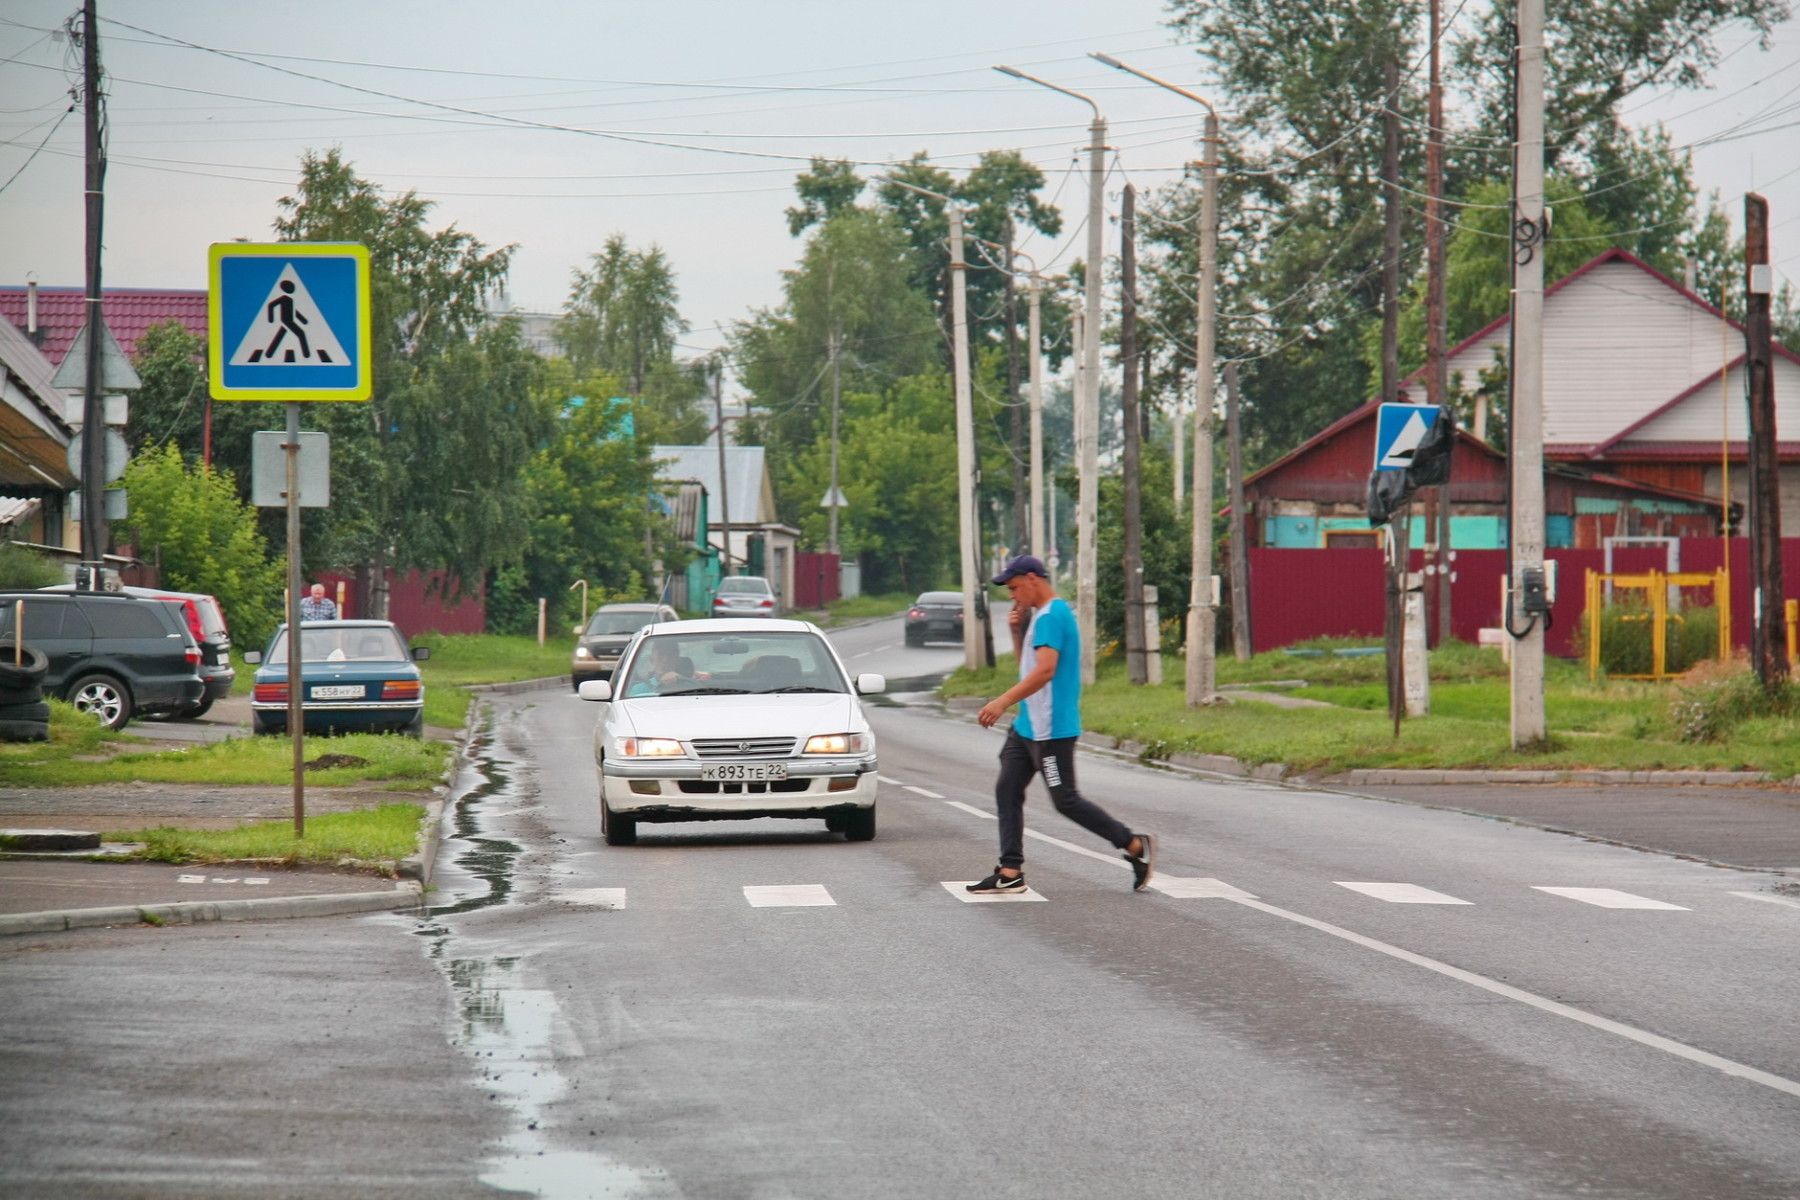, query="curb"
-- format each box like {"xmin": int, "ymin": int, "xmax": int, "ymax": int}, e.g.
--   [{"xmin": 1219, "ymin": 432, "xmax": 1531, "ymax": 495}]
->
[
  {"xmin": 0, "ymin": 882, "xmax": 423, "ymax": 938},
  {"xmin": 470, "ymin": 675, "xmax": 567, "ymax": 697}
]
